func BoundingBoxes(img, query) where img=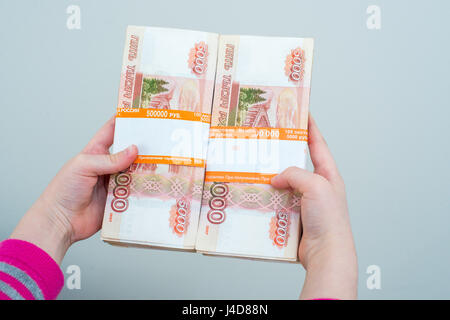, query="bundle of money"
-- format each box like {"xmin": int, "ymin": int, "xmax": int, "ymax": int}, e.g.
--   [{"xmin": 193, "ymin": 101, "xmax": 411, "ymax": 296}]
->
[
  {"xmin": 101, "ymin": 26, "xmax": 218, "ymax": 250},
  {"xmin": 195, "ymin": 35, "xmax": 314, "ymax": 262}
]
